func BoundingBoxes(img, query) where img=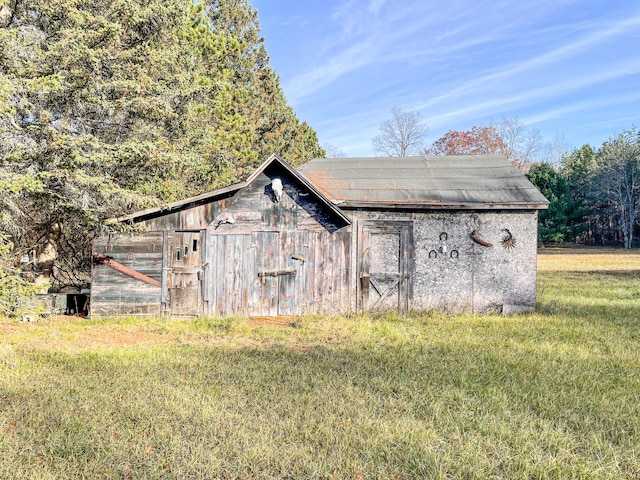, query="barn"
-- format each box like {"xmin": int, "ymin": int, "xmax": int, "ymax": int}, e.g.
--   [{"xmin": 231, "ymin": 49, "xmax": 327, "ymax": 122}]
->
[{"xmin": 90, "ymin": 153, "xmax": 549, "ymax": 318}]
